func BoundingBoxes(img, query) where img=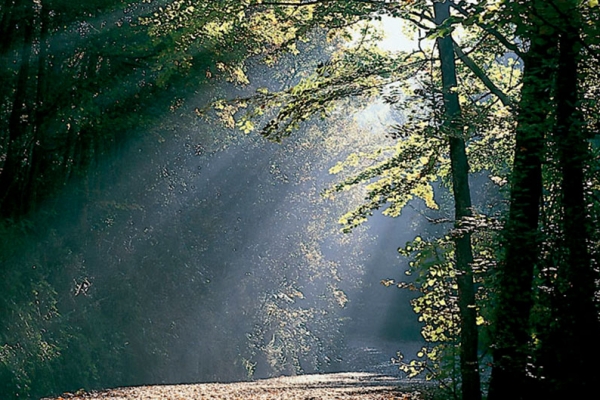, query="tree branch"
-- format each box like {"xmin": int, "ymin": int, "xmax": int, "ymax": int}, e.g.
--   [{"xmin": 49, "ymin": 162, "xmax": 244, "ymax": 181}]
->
[
  {"xmin": 452, "ymin": 39, "xmax": 515, "ymax": 110},
  {"xmin": 450, "ymin": 1, "xmax": 524, "ymax": 58}
]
